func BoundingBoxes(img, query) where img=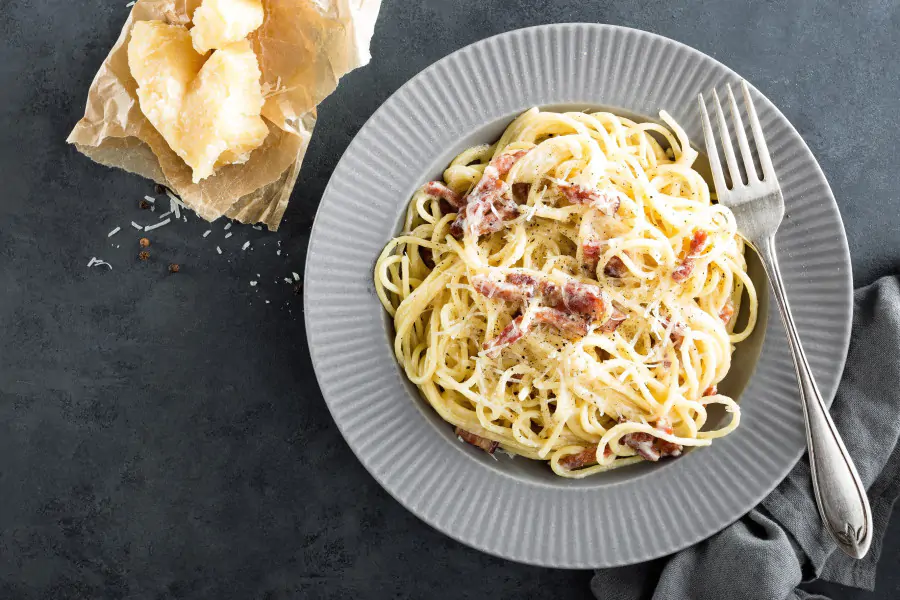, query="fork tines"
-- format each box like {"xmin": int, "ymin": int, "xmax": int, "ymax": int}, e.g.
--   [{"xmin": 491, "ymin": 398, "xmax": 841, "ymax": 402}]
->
[{"xmin": 698, "ymin": 81, "xmax": 777, "ymax": 192}]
